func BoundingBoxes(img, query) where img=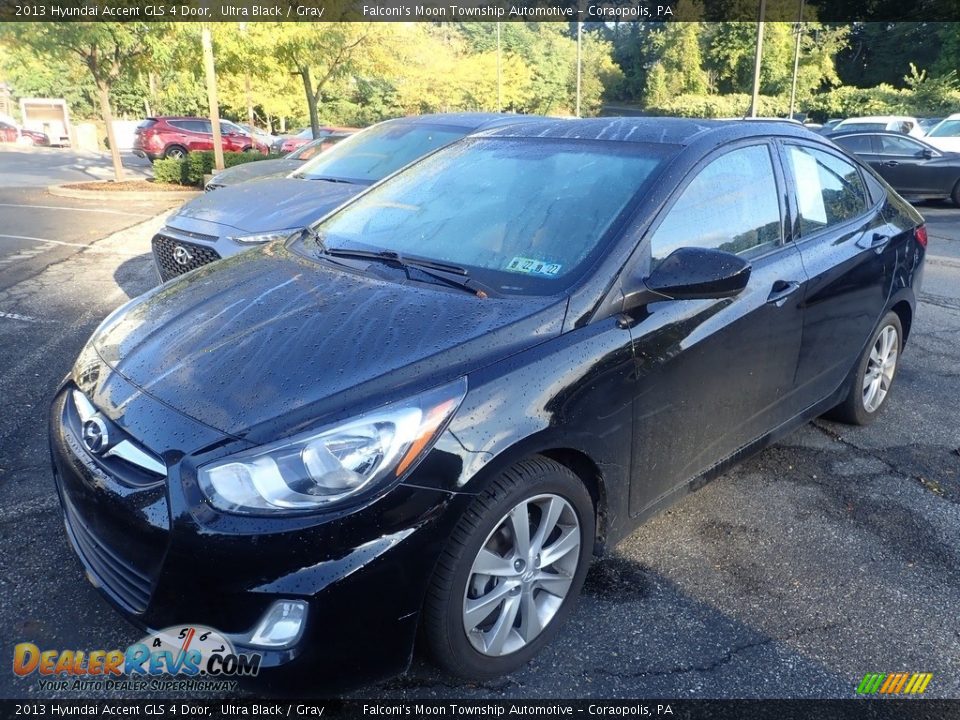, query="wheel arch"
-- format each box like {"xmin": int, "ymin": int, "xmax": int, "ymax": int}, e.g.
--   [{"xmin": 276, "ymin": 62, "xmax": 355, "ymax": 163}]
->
[
  {"xmin": 890, "ymin": 299, "xmax": 913, "ymax": 346},
  {"xmin": 452, "ymin": 432, "xmax": 617, "ymax": 556}
]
